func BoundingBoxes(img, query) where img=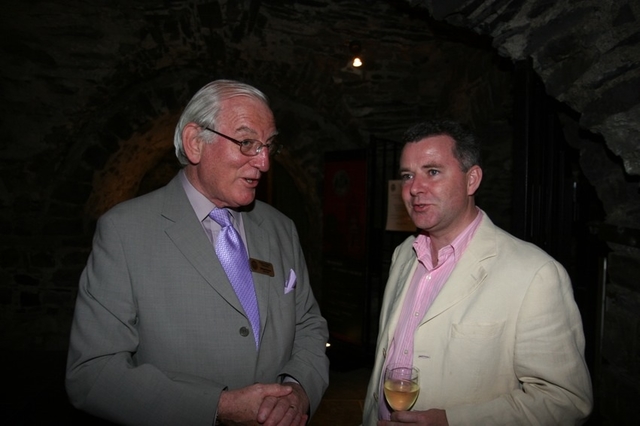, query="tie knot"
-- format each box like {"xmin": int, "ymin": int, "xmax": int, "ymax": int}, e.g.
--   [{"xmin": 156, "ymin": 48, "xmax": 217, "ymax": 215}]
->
[{"xmin": 209, "ymin": 208, "xmax": 232, "ymax": 227}]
